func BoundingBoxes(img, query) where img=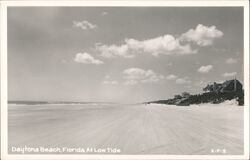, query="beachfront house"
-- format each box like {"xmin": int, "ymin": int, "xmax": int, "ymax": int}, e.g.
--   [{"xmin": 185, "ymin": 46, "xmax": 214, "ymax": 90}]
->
[{"xmin": 203, "ymin": 79, "xmax": 243, "ymax": 93}]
